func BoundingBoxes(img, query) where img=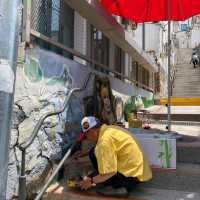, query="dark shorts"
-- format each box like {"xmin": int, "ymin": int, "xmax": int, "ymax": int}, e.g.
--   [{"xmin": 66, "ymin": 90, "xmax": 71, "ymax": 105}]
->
[{"xmin": 89, "ymin": 147, "xmax": 140, "ymax": 192}]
